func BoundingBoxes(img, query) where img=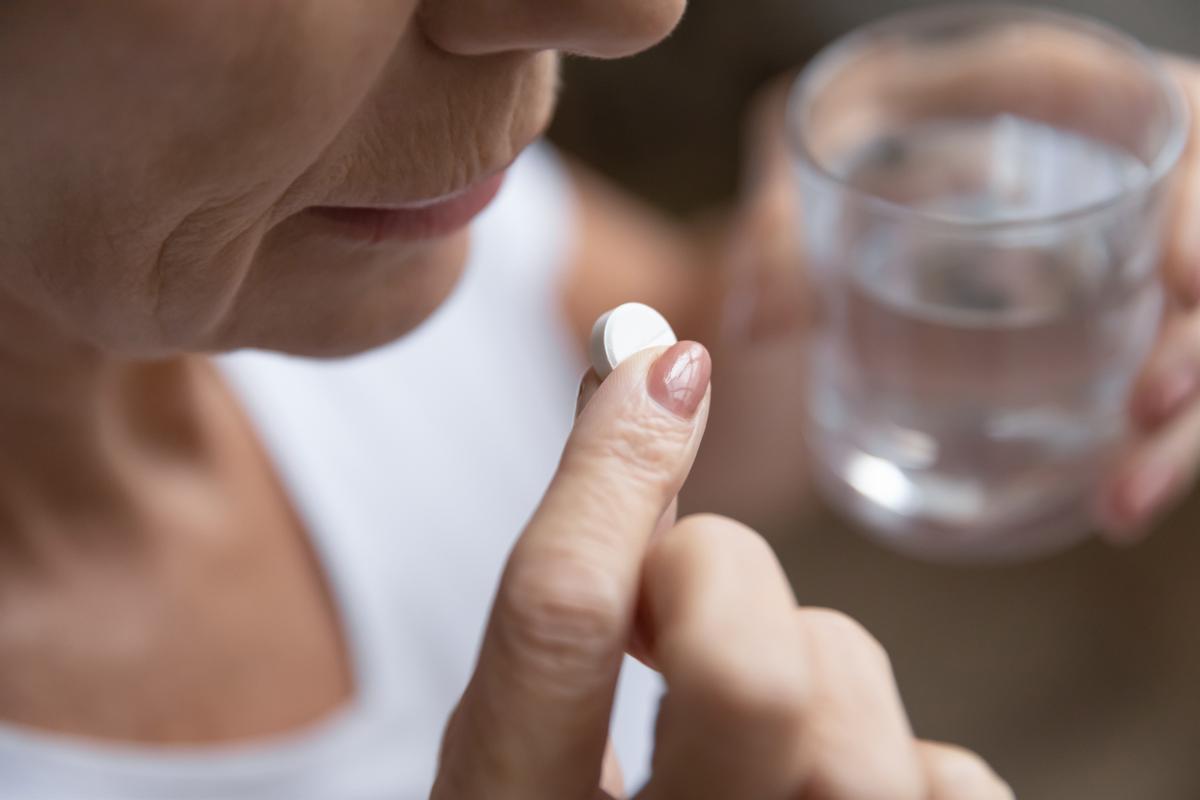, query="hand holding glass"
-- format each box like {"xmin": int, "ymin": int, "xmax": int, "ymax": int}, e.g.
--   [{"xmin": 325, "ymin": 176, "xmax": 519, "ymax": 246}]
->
[{"xmin": 790, "ymin": 6, "xmax": 1189, "ymax": 562}]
